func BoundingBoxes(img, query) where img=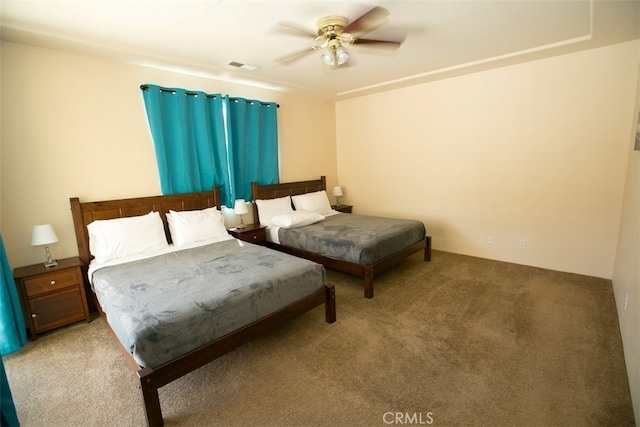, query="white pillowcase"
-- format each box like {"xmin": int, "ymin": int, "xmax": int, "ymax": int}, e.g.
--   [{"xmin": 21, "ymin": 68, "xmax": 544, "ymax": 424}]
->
[
  {"xmin": 255, "ymin": 196, "xmax": 293, "ymax": 226},
  {"xmin": 291, "ymin": 190, "xmax": 333, "ymax": 215},
  {"xmin": 88, "ymin": 211, "xmax": 168, "ymax": 263},
  {"xmin": 167, "ymin": 207, "xmax": 228, "ymax": 246},
  {"xmin": 270, "ymin": 210, "xmax": 325, "ymax": 229}
]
